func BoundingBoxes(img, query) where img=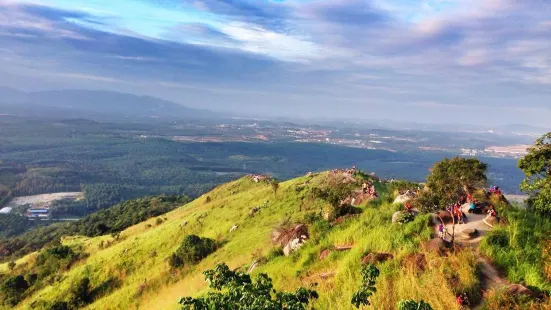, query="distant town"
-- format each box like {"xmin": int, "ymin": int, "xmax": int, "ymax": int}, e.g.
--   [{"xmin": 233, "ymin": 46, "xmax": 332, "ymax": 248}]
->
[{"xmin": 157, "ymin": 121, "xmax": 532, "ymax": 159}]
